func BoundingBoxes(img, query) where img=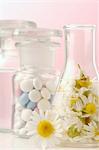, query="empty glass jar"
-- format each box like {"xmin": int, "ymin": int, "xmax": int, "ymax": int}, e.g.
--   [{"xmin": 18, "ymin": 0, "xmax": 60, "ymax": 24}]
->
[
  {"xmin": 0, "ymin": 20, "xmax": 37, "ymax": 132},
  {"xmin": 12, "ymin": 28, "xmax": 62, "ymax": 138},
  {"xmin": 54, "ymin": 25, "xmax": 99, "ymax": 147}
]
